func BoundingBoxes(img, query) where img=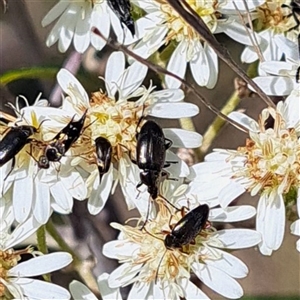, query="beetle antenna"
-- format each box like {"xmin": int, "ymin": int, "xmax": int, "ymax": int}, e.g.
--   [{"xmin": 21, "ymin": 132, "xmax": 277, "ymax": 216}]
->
[
  {"xmin": 157, "ymin": 194, "xmax": 180, "ymax": 211},
  {"xmin": 155, "ymin": 249, "xmax": 167, "ymax": 284}
]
